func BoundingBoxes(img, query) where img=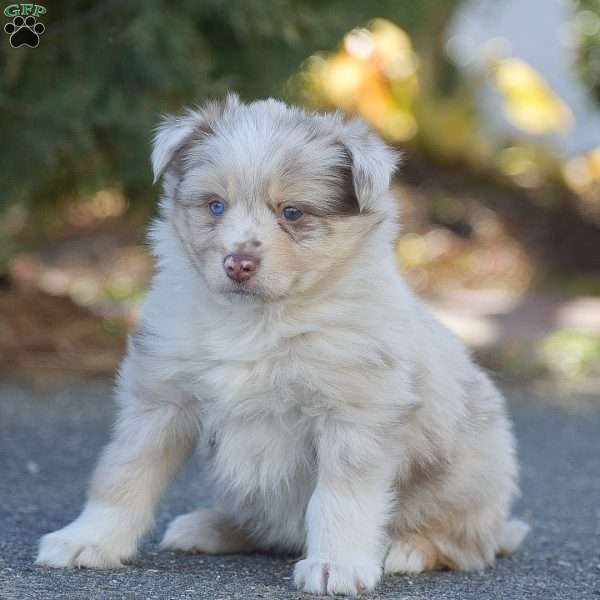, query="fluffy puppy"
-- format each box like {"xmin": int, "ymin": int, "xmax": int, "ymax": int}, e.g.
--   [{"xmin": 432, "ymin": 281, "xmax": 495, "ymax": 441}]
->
[{"xmin": 36, "ymin": 95, "xmax": 528, "ymax": 596}]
